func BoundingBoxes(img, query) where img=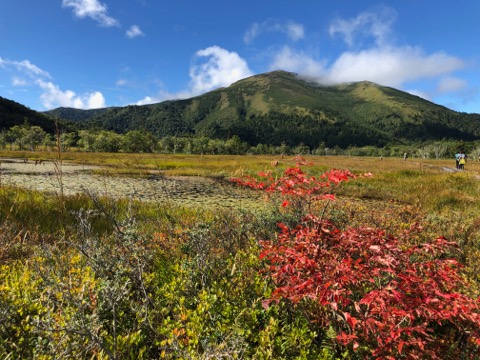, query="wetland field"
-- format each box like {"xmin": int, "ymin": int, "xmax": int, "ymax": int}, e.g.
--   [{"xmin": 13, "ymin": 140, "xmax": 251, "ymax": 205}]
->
[
  {"xmin": 0, "ymin": 157, "xmax": 263, "ymax": 209},
  {"xmin": 1, "ymin": 150, "xmax": 480, "ymax": 359}
]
